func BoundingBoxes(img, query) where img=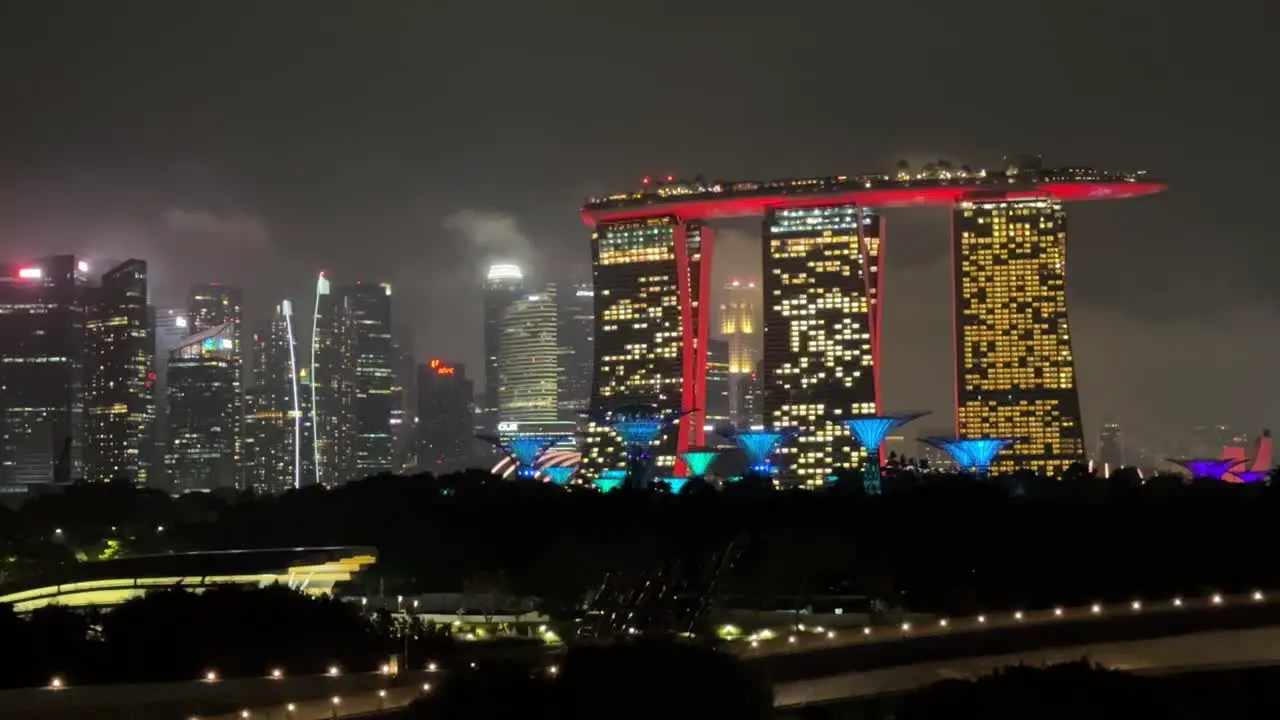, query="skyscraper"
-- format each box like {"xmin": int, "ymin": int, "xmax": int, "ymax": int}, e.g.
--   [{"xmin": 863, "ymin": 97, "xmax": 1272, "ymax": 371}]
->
[
  {"xmin": 245, "ymin": 301, "xmax": 305, "ymax": 493},
  {"xmin": 704, "ymin": 338, "xmax": 731, "ymax": 427},
  {"xmin": 390, "ymin": 339, "xmax": 415, "ymax": 471},
  {"xmin": 310, "ymin": 273, "xmax": 356, "ymax": 487},
  {"xmin": 417, "ymin": 359, "xmax": 475, "ymax": 473},
  {"xmin": 558, "ymin": 282, "xmax": 594, "ymax": 420},
  {"xmin": 1098, "ymin": 420, "xmax": 1123, "ymax": 471},
  {"xmin": 187, "ymin": 283, "xmax": 244, "ymax": 484},
  {"xmin": 762, "ymin": 205, "xmax": 877, "ymax": 485},
  {"xmin": 84, "ymin": 260, "xmax": 155, "ymax": 485},
  {"xmin": 952, "ymin": 196, "xmax": 1085, "ymax": 475},
  {"xmin": 484, "ymin": 263, "xmax": 524, "ymax": 432},
  {"xmin": 581, "ymin": 216, "xmax": 711, "ymax": 479},
  {"xmin": 0, "ymin": 256, "xmax": 88, "ymax": 488},
  {"xmin": 498, "ymin": 286, "xmax": 558, "ymax": 423},
  {"xmin": 166, "ymin": 322, "xmax": 239, "ymax": 492},
  {"xmin": 342, "ymin": 281, "xmax": 394, "ymax": 476},
  {"xmin": 721, "ymin": 278, "xmax": 759, "ymax": 428}
]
